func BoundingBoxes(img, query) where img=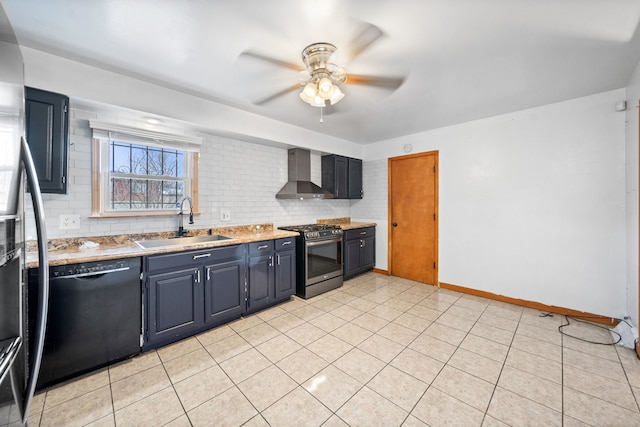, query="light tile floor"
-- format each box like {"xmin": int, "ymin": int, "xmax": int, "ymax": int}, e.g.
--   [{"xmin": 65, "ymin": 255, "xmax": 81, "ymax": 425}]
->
[{"xmin": 26, "ymin": 273, "xmax": 640, "ymax": 426}]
